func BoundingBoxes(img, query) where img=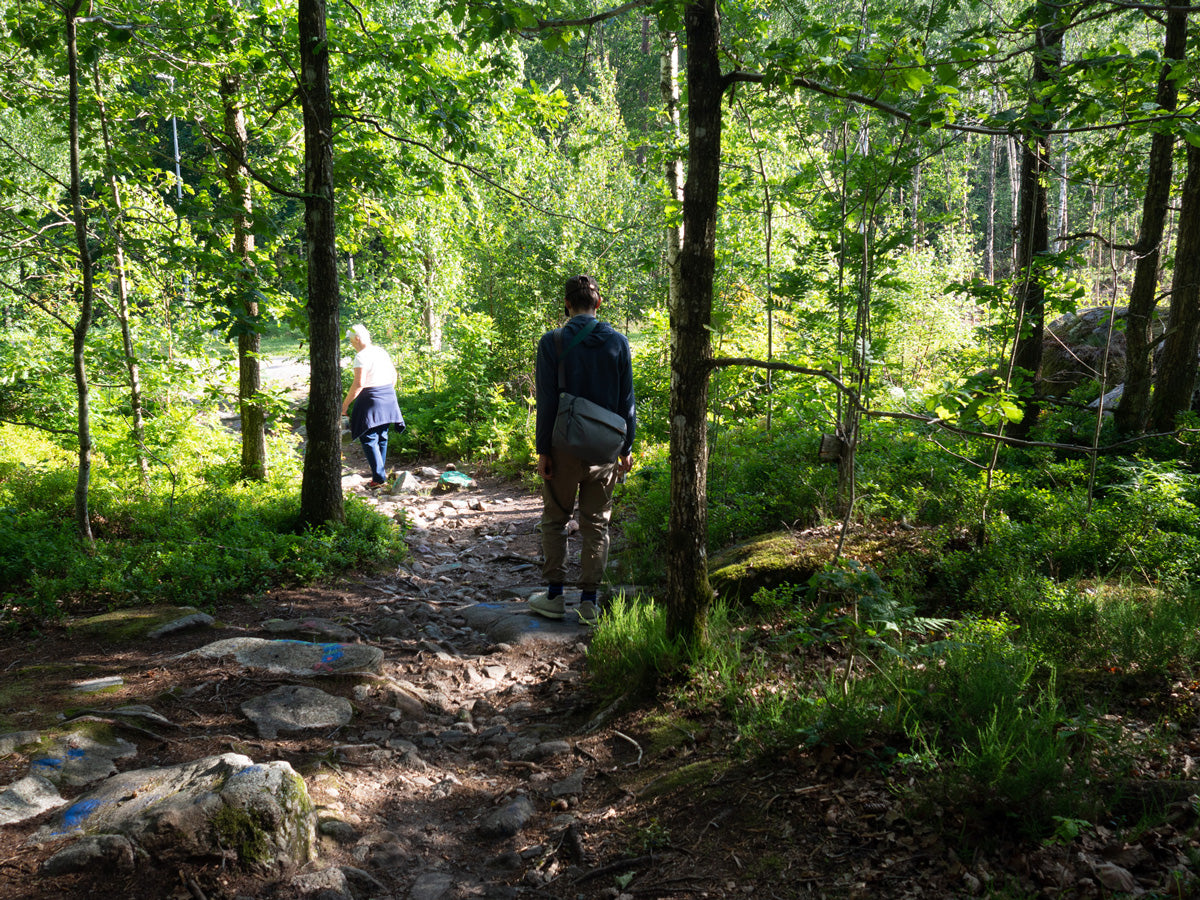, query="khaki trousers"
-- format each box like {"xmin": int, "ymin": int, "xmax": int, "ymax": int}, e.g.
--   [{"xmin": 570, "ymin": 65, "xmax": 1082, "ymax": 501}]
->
[{"xmin": 541, "ymin": 449, "xmax": 619, "ymax": 592}]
